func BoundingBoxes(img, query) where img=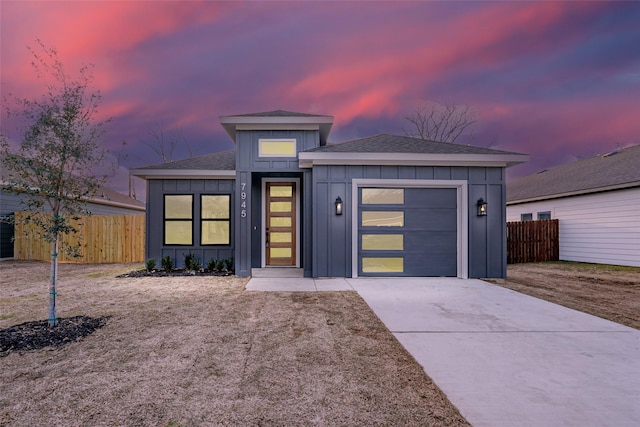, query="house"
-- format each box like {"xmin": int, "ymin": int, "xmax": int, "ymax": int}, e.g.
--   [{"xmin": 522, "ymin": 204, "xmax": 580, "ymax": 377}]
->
[
  {"xmin": 131, "ymin": 110, "xmax": 527, "ymax": 278},
  {"xmin": 506, "ymin": 144, "xmax": 640, "ymax": 267},
  {"xmin": 0, "ymin": 186, "xmax": 145, "ymax": 258}
]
